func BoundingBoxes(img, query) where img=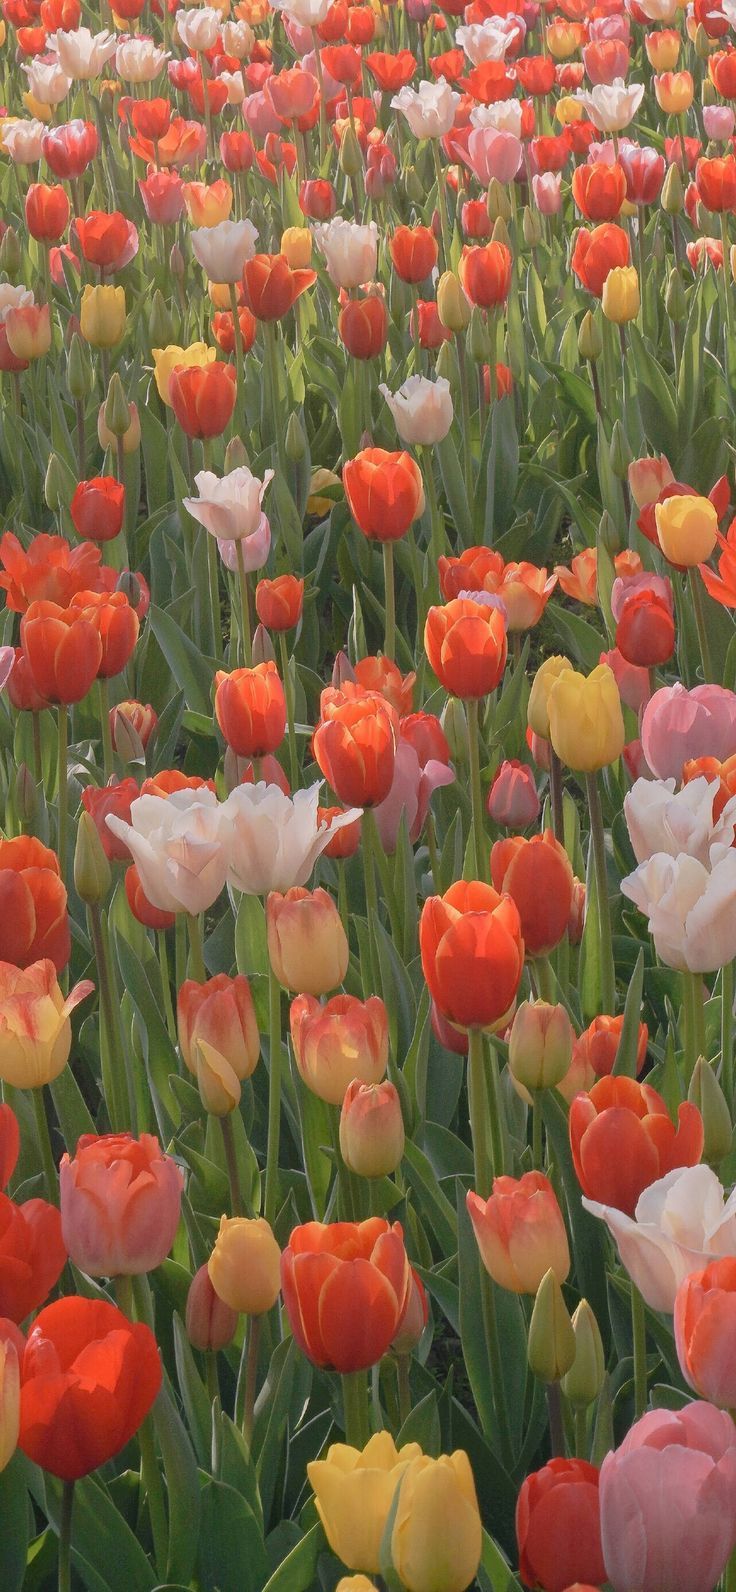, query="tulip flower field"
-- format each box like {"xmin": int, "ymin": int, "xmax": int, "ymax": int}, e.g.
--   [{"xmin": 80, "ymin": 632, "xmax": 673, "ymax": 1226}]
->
[{"xmin": 8, "ymin": 0, "xmax": 736, "ymax": 1591}]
